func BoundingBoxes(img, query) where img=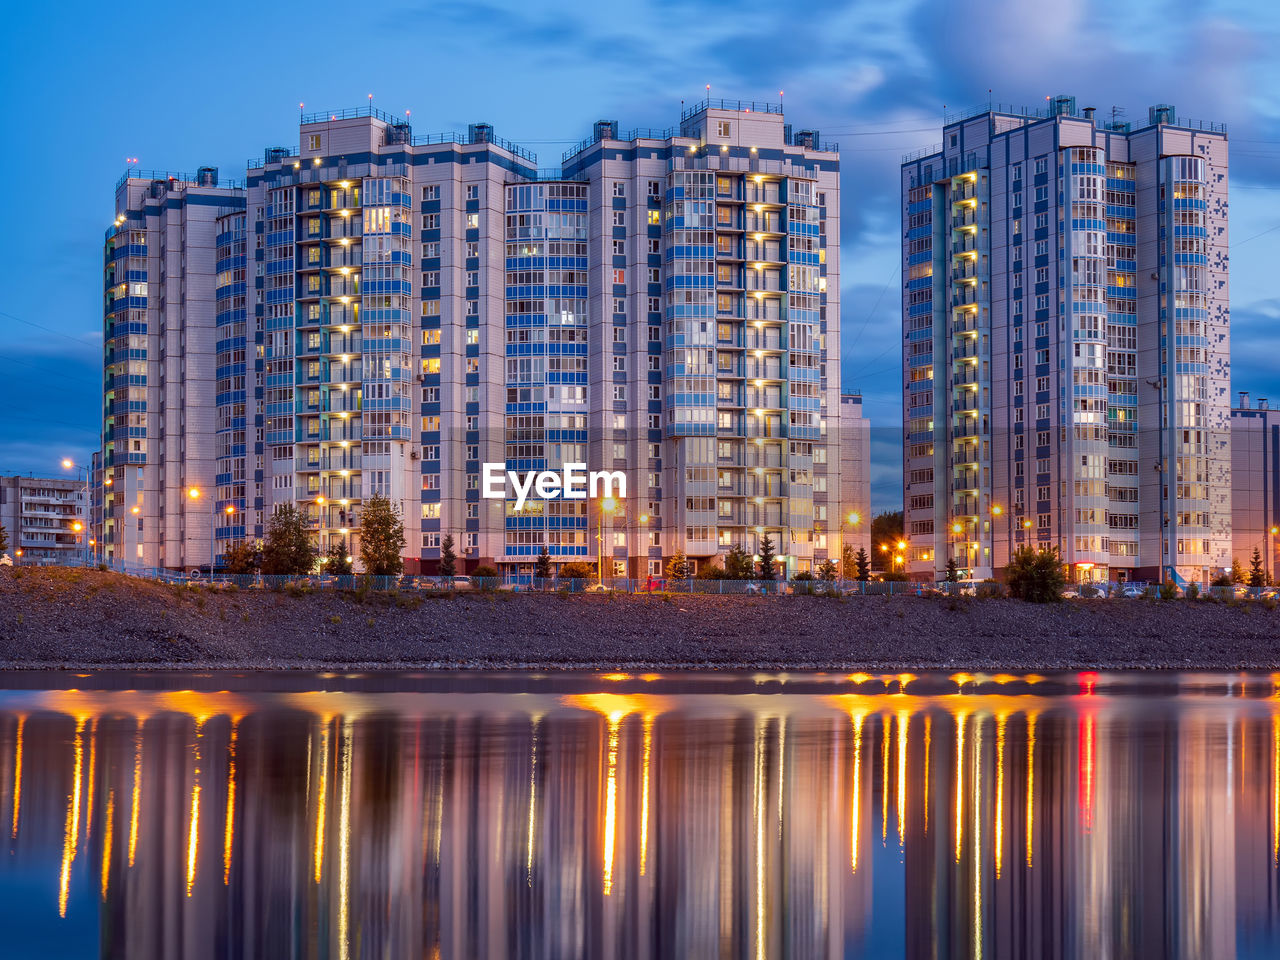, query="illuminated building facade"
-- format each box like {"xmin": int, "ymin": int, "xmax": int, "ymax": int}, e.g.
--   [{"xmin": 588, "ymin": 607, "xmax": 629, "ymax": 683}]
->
[
  {"xmin": 902, "ymin": 98, "xmax": 1230, "ymax": 584},
  {"xmin": 97, "ymin": 100, "xmax": 851, "ymax": 575}
]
